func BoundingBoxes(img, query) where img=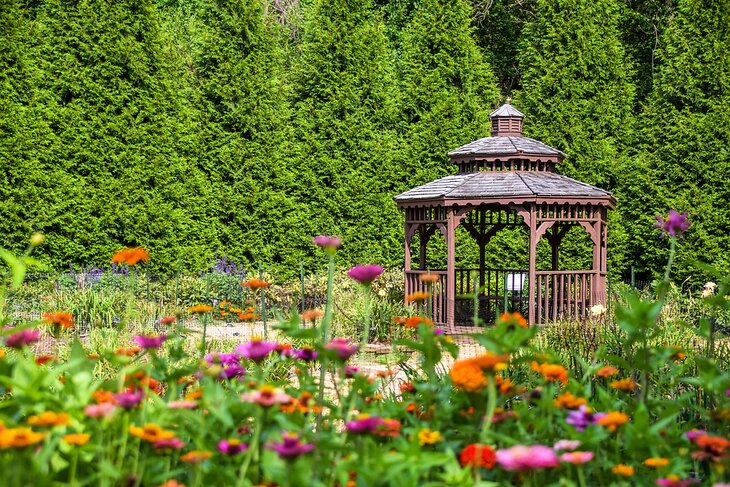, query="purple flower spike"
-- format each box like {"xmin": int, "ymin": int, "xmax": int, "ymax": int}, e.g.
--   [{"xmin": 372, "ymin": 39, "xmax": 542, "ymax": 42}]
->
[
  {"xmin": 312, "ymin": 235, "xmax": 342, "ymax": 252},
  {"xmin": 566, "ymin": 405, "xmax": 605, "ymax": 432},
  {"xmin": 234, "ymin": 339, "xmax": 278, "ymax": 362},
  {"xmin": 218, "ymin": 438, "xmax": 249, "ymax": 455},
  {"xmin": 267, "ymin": 433, "xmax": 314, "ymax": 460},
  {"xmin": 5, "ymin": 329, "xmax": 41, "ymax": 348},
  {"xmin": 347, "ymin": 264, "xmax": 384, "ymax": 285},
  {"xmin": 133, "ymin": 334, "xmax": 168, "ymax": 349},
  {"xmin": 655, "ymin": 210, "xmax": 691, "ymax": 238},
  {"xmin": 324, "ymin": 338, "xmax": 359, "ymax": 361},
  {"xmin": 113, "ymin": 389, "xmax": 144, "ymax": 409}
]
